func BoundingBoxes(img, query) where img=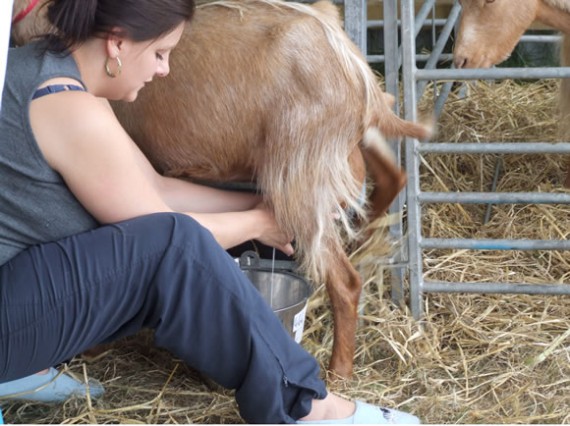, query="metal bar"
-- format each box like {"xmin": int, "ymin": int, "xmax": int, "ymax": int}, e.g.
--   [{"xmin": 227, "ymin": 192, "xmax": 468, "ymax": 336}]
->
[
  {"xmin": 521, "ymin": 35, "xmax": 562, "ymax": 43},
  {"xmin": 343, "ymin": 0, "xmax": 366, "ymax": 53},
  {"xmin": 368, "ymin": 53, "xmax": 454, "ymax": 64},
  {"xmin": 368, "ymin": 18, "xmax": 448, "ymax": 29},
  {"xmin": 433, "ymin": 81, "xmax": 455, "ymax": 120},
  {"xmin": 382, "ymin": 0, "xmax": 399, "ymax": 100},
  {"xmin": 417, "ymin": 66, "xmax": 570, "ymax": 81},
  {"xmin": 423, "ymin": 281, "xmax": 570, "ymax": 295},
  {"xmin": 430, "ymin": 2, "xmax": 437, "ymax": 55},
  {"xmin": 394, "ymin": 0, "xmax": 438, "ymax": 72},
  {"xmin": 367, "ymin": 38, "xmax": 564, "ymax": 70},
  {"xmin": 483, "ymin": 158, "xmax": 503, "ymax": 224},
  {"xmin": 422, "ymin": 238, "xmax": 570, "ymax": 251},
  {"xmin": 394, "ymin": 33, "xmax": 554, "ymax": 47},
  {"xmin": 401, "ymin": 0, "xmax": 424, "ymax": 320},
  {"xmin": 419, "ymin": 192, "xmax": 570, "ymax": 204},
  {"xmin": 293, "ymin": 0, "xmax": 344, "ymax": 4},
  {"xmin": 416, "ymin": 2, "xmax": 462, "ymax": 97},
  {"xmin": 382, "ymin": 0, "xmax": 407, "ymax": 306},
  {"xmin": 419, "ymin": 142, "xmax": 570, "ymax": 154},
  {"xmin": 413, "ymin": 0, "xmax": 437, "ymax": 38}
]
